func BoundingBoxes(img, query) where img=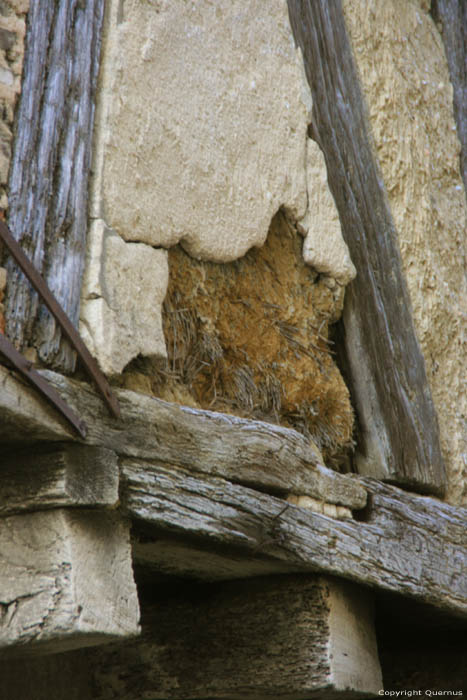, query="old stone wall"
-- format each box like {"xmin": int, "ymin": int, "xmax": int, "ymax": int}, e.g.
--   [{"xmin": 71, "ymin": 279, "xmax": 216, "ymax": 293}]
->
[
  {"xmin": 81, "ymin": 0, "xmax": 356, "ymax": 469},
  {"xmin": 0, "ymin": 0, "xmax": 464, "ymax": 502},
  {"xmin": 80, "ymin": 0, "xmax": 466, "ymax": 500},
  {"xmin": 342, "ymin": 0, "xmax": 467, "ymax": 504}
]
